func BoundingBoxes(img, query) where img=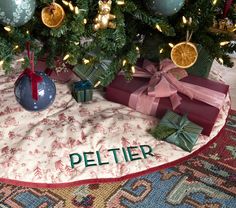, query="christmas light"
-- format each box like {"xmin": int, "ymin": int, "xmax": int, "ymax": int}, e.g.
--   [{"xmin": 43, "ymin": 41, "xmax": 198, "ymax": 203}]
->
[
  {"xmin": 63, "ymin": 54, "xmax": 70, "ymax": 60},
  {"xmin": 122, "ymin": 59, "xmax": 127, "ymax": 66},
  {"xmin": 0, "ymin": 60, "xmax": 4, "ymax": 66},
  {"xmin": 69, "ymin": 2, "xmax": 74, "ymax": 11},
  {"xmin": 17, "ymin": 58, "xmax": 25, "ymax": 62},
  {"xmin": 169, "ymin": 43, "xmax": 174, "ymax": 48},
  {"xmin": 116, "ymin": 0, "xmax": 125, "ymax": 5},
  {"xmin": 135, "ymin": 46, "xmax": 140, "ymax": 51},
  {"xmin": 26, "ymin": 30, "xmax": 30, "ymax": 34},
  {"xmin": 82, "ymin": 58, "xmax": 90, "ymax": 64},
  {"xmin": 159, "ymin": 48, "xmax": 164, "ymax": 53},
  {"xmin": 155, "ymin": 24, "xmax": 162, "ymax": 32},
  {"xmin": 62, "ymin": 0, "xmax": 69, "ymax": 6},
  {"xmin": 74, "ymin": 6, "xmax": 79, "ymax": 14},
  {"xmin": 220, "ymin": 41, "xmax": 230, "ymax": 46},
  {"xmin": 83, "ymin": 19, "xmax": 87, "ymax": 24},
  {"xmin": 14, "ymin": 45, "xmax": 19, "ymax": 50},
  {"xmin": 94, "ymin": 81, "xmax": 101, "ymax": 88},
  {"xmin": 212, "ymin": 0, "xmax": 217, "ymax": 5},
  {"xmin": 131, "ymin": 66, "xmax": 135, "ymax": 74},
  {"xmin": 218, "ymin": 58, "xmax": 224, "ymax": 64},
  {"xmin": 4, "ymin": 26, "xmax": 11, "ymax": 32},
  {"xmin": 182, "ymin": 16, "xmax": 187, "ymax": 24}
]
